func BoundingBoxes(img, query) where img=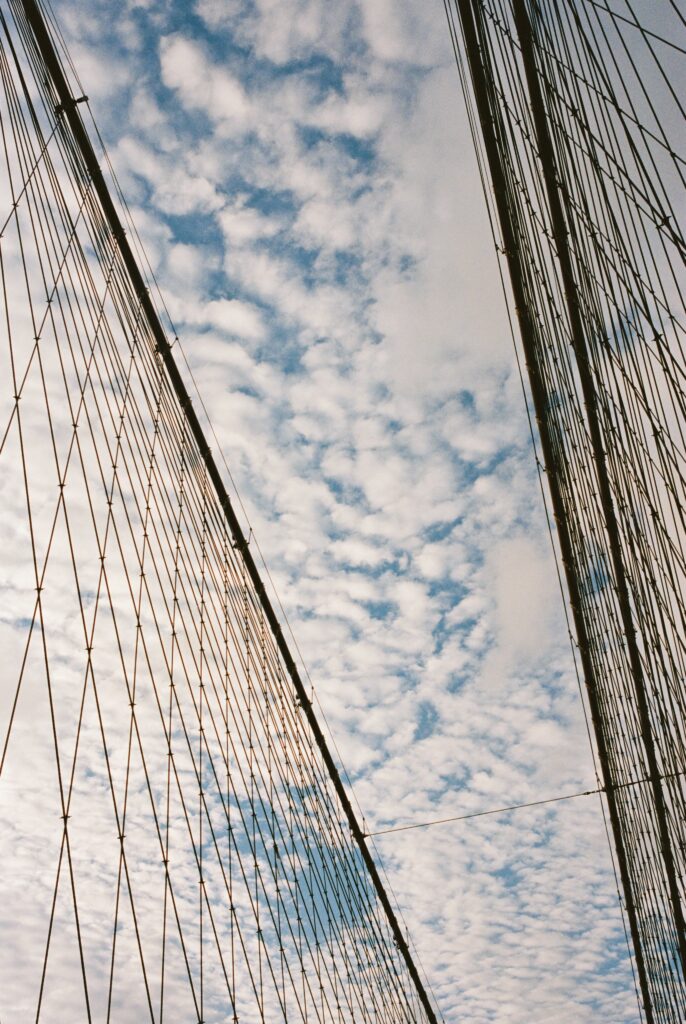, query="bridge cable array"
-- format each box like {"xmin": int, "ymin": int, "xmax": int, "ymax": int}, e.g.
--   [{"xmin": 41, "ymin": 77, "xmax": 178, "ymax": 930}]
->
[
  {"xmin": 0, "ymin": 1, "xmax": 441, "ymax": 1020},
  {"xmin": 445, "ymin": 2, "xmax": 686, "ymax": 1021}
]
